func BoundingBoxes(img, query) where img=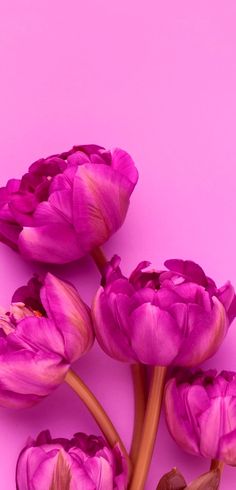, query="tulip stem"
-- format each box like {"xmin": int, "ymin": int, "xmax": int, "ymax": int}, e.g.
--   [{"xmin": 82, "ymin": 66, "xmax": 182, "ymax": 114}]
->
[
  {"xmin": 91, "ymin": 247, "xmax": 107, "ymax": 274},
  {"xmin": 210, "ymin": 459, "xmax": 224, "ymax": 476},
  {"xmin": 129, "ymin": 366, "xmax": 167, "ymax": 490},
  {"xmin": 65, "ymin": 369, "xmax": 131, "ymax": 478},
  {"xmin": 130, "ymin": 363, "xmax": 147, "ymax": 465}
]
